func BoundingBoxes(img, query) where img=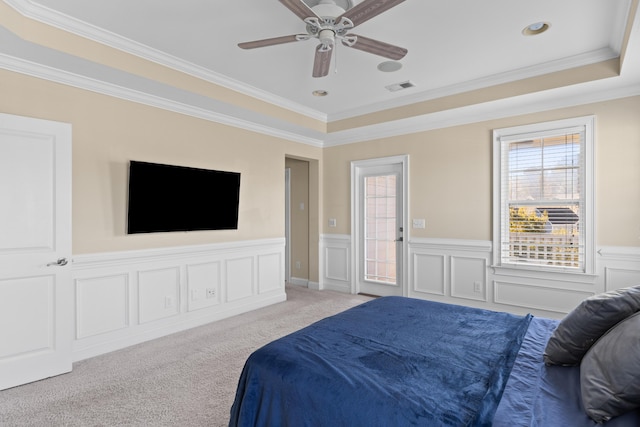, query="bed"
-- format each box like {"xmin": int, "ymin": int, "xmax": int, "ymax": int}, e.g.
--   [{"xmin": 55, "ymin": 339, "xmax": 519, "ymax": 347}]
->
[{"xmin": 229, "ymin": 295, "xmax": 640, "ymax": 426}]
